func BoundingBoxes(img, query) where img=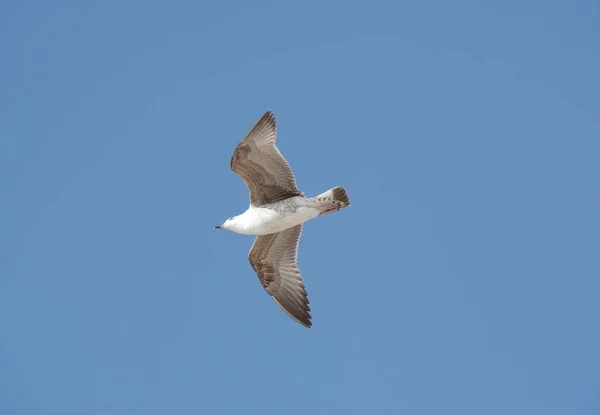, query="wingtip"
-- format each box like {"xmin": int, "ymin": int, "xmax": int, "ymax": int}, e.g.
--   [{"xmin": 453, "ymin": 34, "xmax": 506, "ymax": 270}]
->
[
  {"xmin": 272, "ymin": 296, "xmax": 312, "ymax": 328},
  {"xmin": 296, "ymin": 317, "xmax": 313, "ymax": 328},
  {"xmin": 261, "ymin": 109, "xmax": 276, "ymax": 124}
]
